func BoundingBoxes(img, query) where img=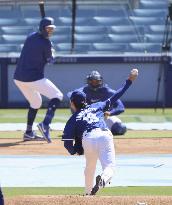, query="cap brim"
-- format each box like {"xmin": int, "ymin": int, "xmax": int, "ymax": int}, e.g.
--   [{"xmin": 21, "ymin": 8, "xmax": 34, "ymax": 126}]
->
[{"xmin": 46, "ymin": 25, "xmax": 56, "ymax": 28}]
